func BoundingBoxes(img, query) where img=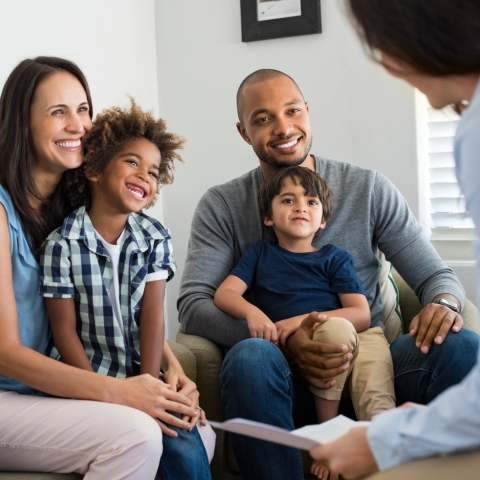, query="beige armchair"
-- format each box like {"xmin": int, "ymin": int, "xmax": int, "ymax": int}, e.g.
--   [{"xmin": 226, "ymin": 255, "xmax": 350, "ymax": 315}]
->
[
  {"xmin": 0, "ymin": 340, "xmax": 196, "ymax": 480},
  {"xmin": 176, "ymin": 272, "xmax": 480, "ymax": 480}
]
